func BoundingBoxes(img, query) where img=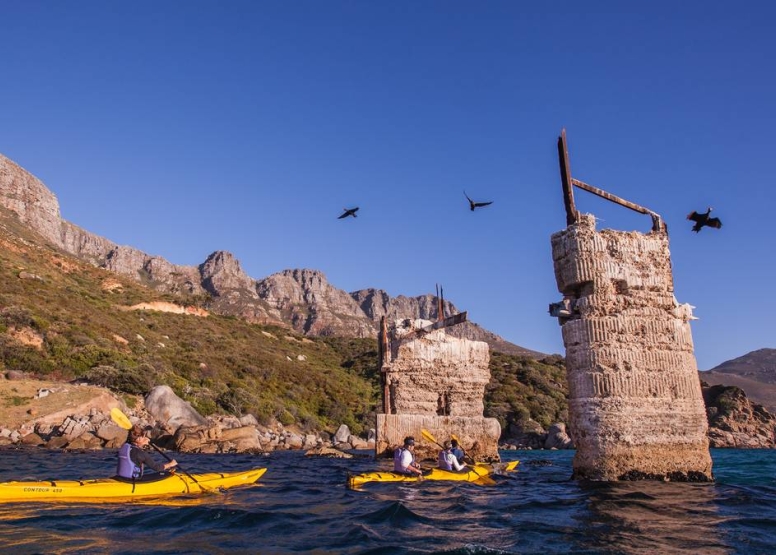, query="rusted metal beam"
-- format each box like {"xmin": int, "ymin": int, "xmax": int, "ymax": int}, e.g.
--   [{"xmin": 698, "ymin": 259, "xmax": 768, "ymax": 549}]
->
[
  {"xmin": 571, "ymin": 178, "xmax": 665, "ymax": 232},
  {"xmin": 419, "ymin": 311, "xmax": 467, "ymax": 333},
  {"xmin": 558, "ymin": 129, "xmax": 577, "ymax": 226}
]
